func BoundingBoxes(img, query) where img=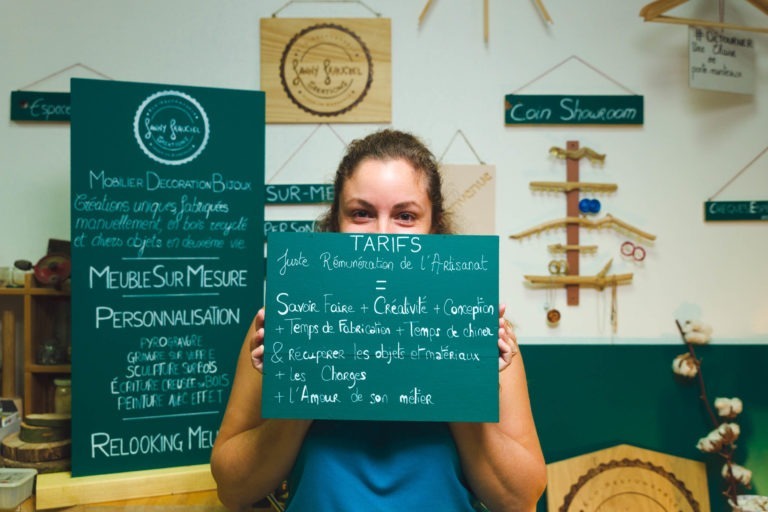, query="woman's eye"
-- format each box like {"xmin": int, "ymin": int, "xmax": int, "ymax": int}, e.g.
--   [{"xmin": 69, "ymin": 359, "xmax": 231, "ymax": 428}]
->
[
  {"xmin": 397, "ymin": 212, "xmax": 416, "ymax": 222},
  {"xmin": 352, "ymin": 210, "xmax": 372, "ymax": 219}
]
